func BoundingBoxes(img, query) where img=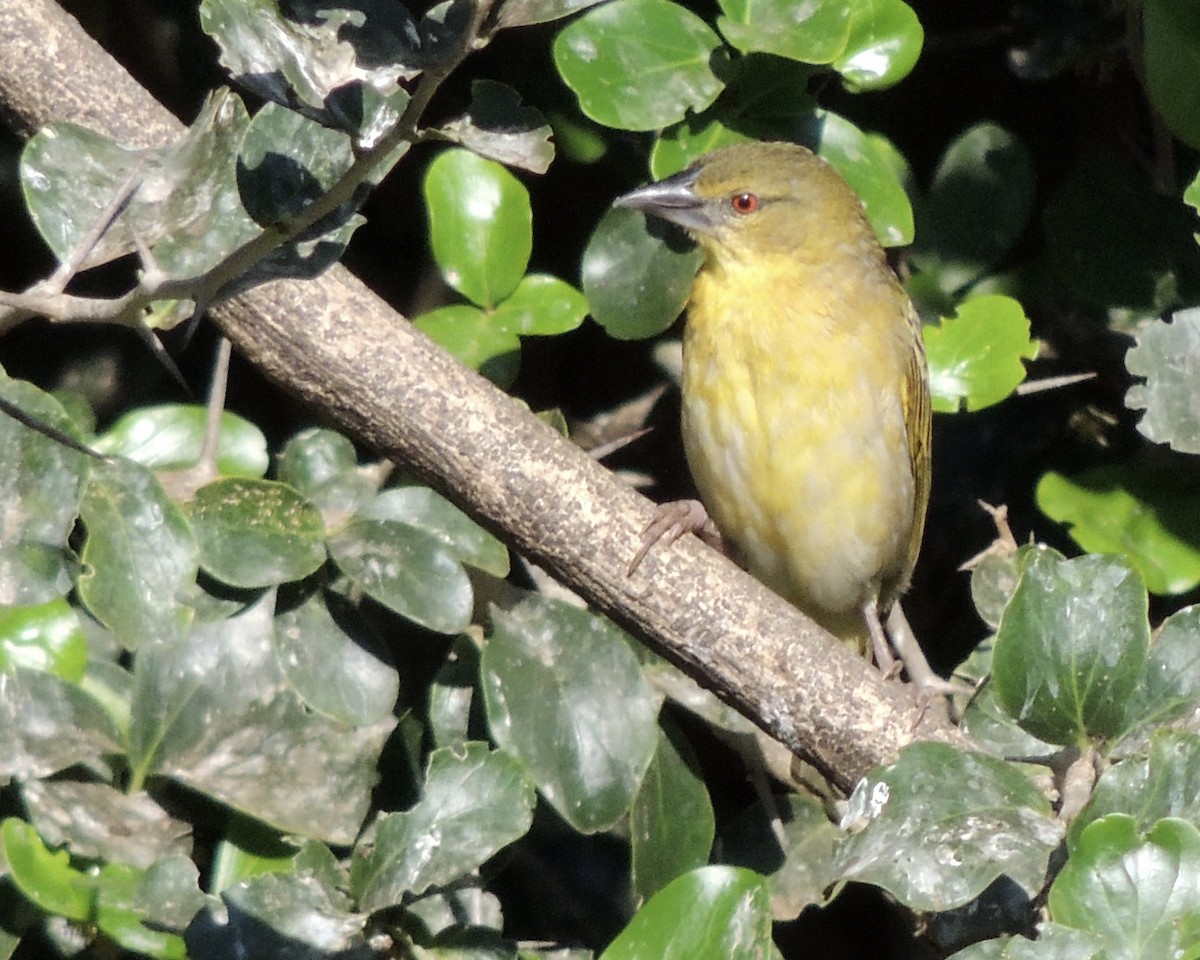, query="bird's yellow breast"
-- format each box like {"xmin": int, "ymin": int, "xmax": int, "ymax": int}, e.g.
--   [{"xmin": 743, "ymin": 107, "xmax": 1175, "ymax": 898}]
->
[{"xmin": 681, "ymin": 246, "xmax": 917, "ymax": 641}]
